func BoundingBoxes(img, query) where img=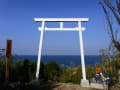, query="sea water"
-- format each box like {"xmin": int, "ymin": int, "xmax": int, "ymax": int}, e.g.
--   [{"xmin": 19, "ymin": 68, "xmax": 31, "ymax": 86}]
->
[{"xmin": 11, "ymin": 55, "xmax": 102, "ymax": 67}]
